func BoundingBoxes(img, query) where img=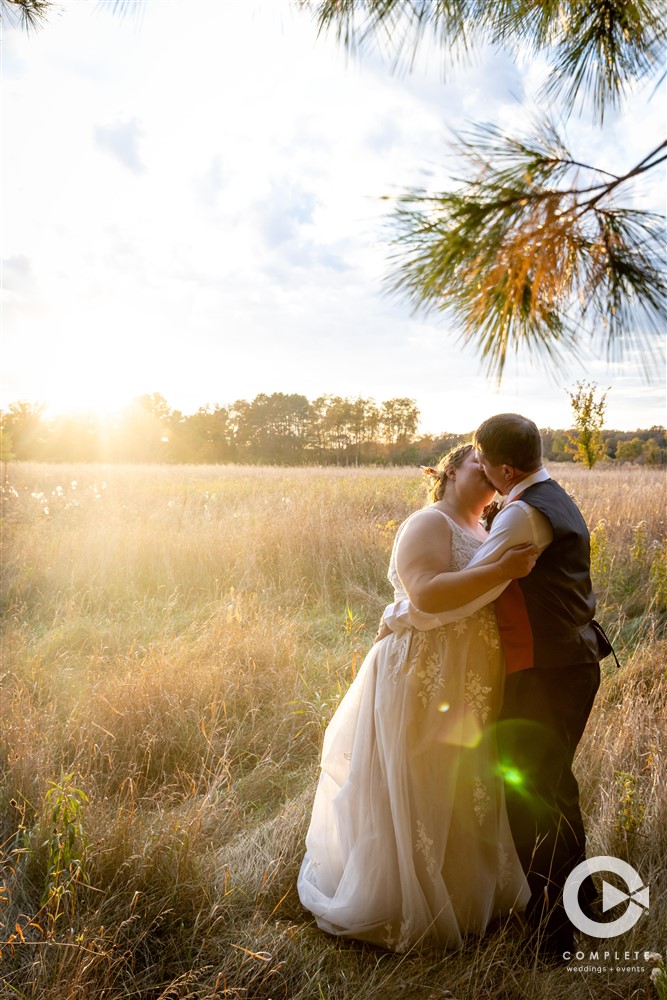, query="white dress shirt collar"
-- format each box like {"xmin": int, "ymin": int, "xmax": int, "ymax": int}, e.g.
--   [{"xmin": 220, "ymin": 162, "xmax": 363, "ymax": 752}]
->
[{"xmin": 507, "ymin": 466, "xmax": 550, "ymax": 502}]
